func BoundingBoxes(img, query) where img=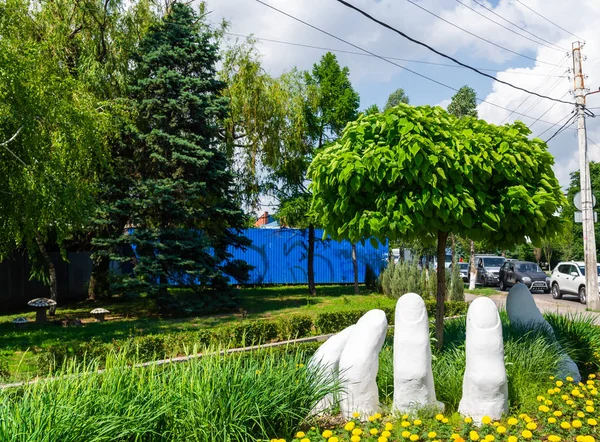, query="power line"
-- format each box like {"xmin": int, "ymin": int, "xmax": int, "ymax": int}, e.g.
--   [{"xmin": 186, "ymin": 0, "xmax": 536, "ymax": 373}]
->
[
  {"xmin": 544, "ymin": 112, "xmax": 578, "ymax": 143},
  {"xmin": 515, "ymin": 0, "xmax": 584, "ymax": 41},
  {"xmin": 453, "ymin": 0, "xmax": 564, "ymax": 53},
  {"xmin": 588, "ymin": 138, "xmax": 600, "ymax": 150},
  {"xmin": 252, "ymin": 0, "xmax": 567, "ymax": 128},
  {"xmin": 535, "ymin": 111, "xmax": 574, "ymax": 138},
  {"xmin": 332, "ymin": 0, "xmax": 574, "ymax": 105},
  {"xmin": 529, "ymin": 91, "xmax": 570, "ymax": 130},
  {"xmin": 224, "ymin": 32, "xmax": 567, "ymax": 78},
  {"xmin": 403, "ymin": 0, "xmax": 562, "ymax": 67}
]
